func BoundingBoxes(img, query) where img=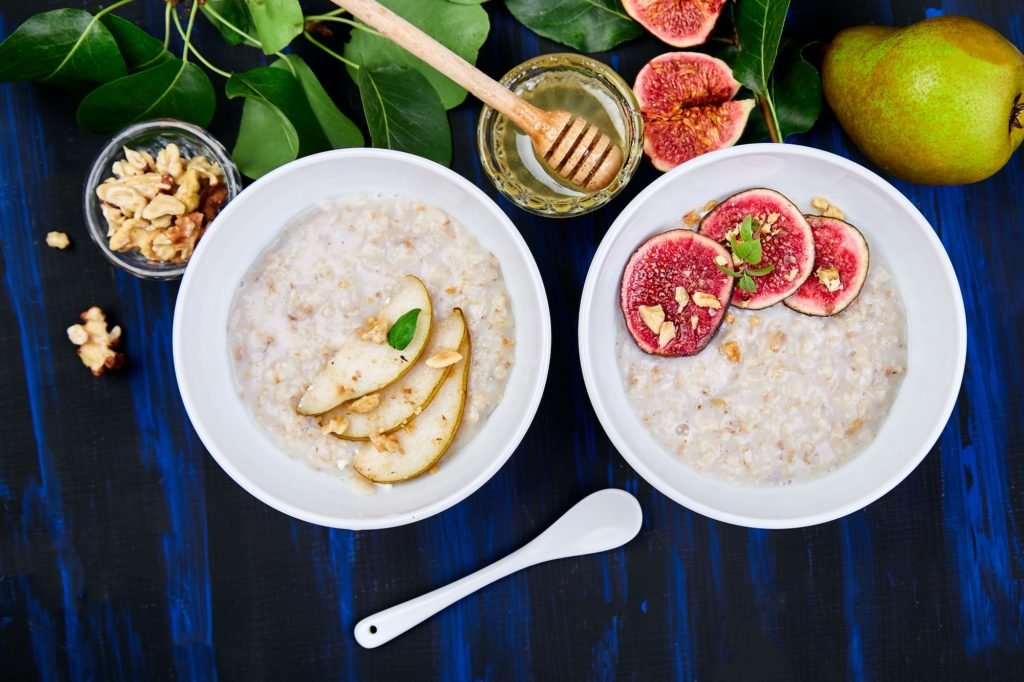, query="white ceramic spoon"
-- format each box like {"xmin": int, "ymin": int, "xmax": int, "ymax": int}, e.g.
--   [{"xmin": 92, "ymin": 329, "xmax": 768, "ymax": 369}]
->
[{"xmin": 354, "ymin": 489, "xmax": 643, "ymax": 648}]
